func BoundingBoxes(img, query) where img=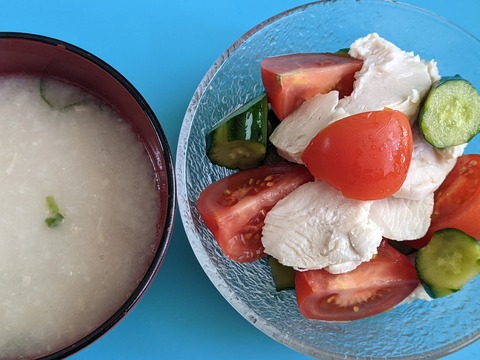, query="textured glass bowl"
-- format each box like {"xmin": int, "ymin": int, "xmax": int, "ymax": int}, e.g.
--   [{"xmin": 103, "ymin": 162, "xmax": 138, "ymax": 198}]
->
[{"xmin": 176, "ymin": 1, "xmax": 480, "ymax": 359}]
